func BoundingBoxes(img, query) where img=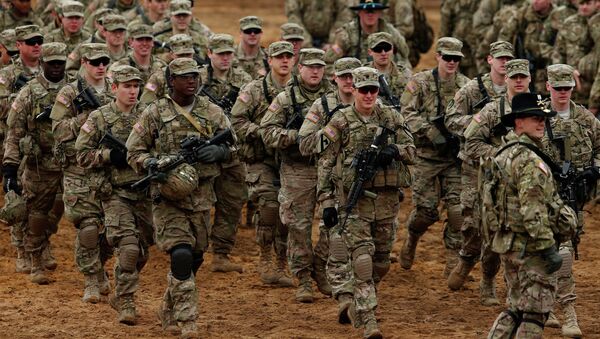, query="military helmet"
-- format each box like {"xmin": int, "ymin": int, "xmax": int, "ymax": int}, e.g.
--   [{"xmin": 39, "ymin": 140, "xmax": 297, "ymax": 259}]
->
[
  {"xmin": 0, "ymin": 190, "xmax": 27, "ymax": 225},
  {"xmin": 159, "ymin": 163, "xmax": 198, "ymax": 200}
]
